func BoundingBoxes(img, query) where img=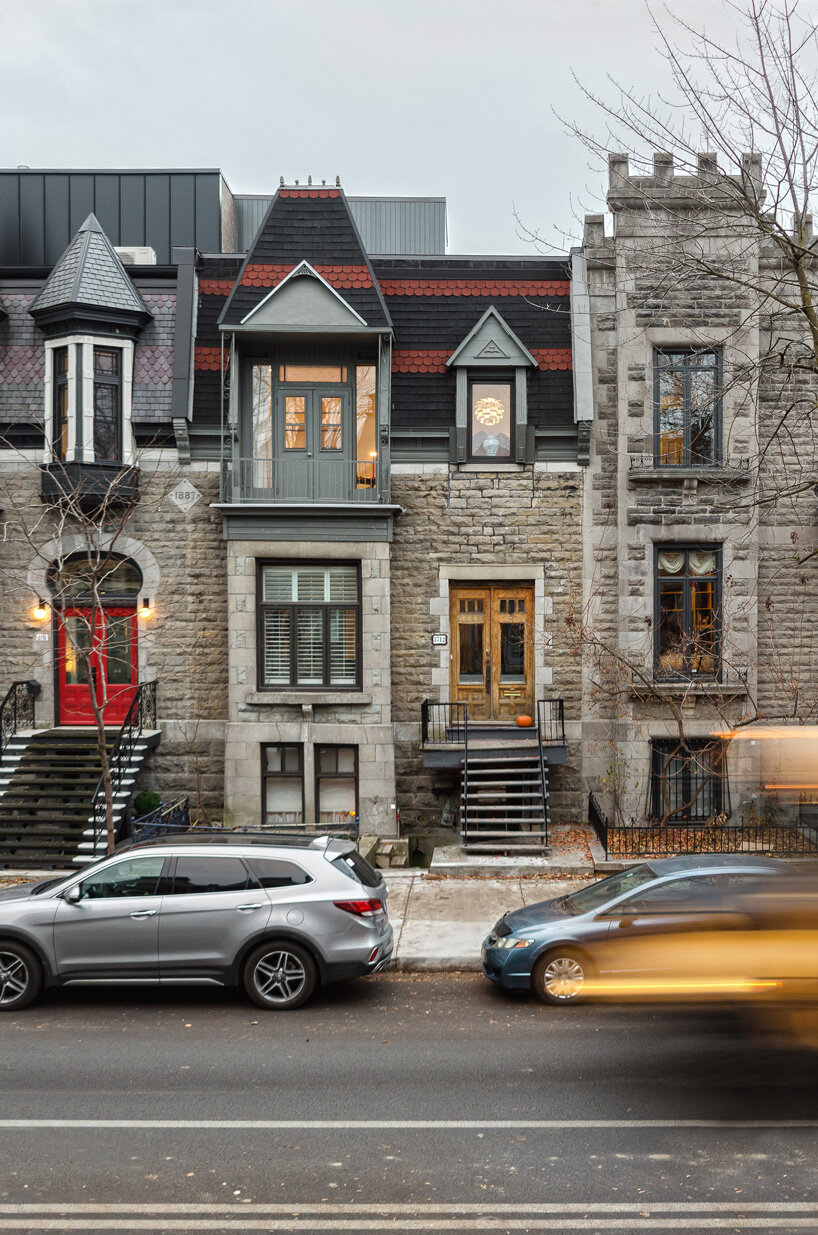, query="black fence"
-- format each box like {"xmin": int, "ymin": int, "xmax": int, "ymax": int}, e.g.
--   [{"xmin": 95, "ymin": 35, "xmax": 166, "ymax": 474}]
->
[
  {"xmin": 588, "ymin": 792, "xmax": 609, "ymax": 859},
  {"xmin": 538, "ymin": 699, "xmax": 566, "ymax": 745},
  {"xmin": 420, "ymin": 700, "xmax": 468, "ymax": 745}
]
